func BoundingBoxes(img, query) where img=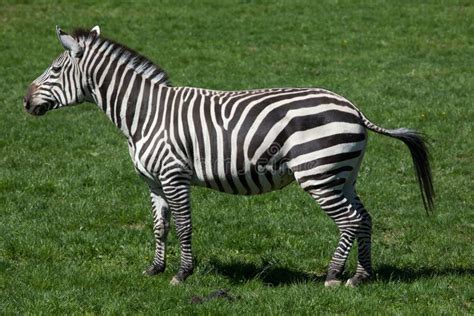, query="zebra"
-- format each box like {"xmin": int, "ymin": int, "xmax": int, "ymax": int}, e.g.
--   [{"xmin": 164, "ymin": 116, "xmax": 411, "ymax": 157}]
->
[{"xmin": 24, "ymin": 26, "xmax": 434, "ymax": 286}]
